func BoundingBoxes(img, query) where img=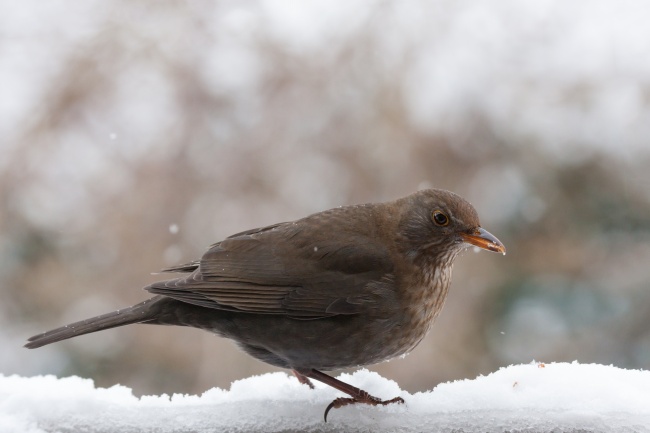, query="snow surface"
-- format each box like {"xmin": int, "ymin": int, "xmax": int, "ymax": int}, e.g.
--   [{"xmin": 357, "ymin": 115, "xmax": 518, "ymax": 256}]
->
[{"xmin": 1, "ymin": 362, "xmax": 649, "ymax": 433}]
